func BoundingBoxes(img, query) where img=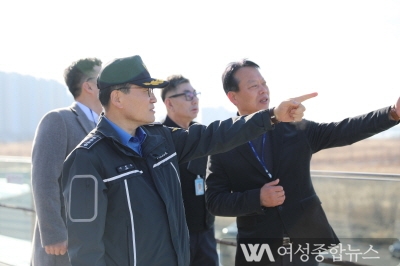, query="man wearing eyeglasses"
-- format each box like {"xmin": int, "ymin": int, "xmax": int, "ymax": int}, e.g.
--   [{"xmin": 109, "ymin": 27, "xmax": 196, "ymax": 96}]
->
[
  {"xmin": 161, "ymin": 75, "xmax": 218, "ymax": 266},
  {"xmin": 61, "ymin": 55, "xmax": 317, "ymax": 266},
  {"xmin": 31, "ymin": 58, "xmax": 102, "ymax": 266}
]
